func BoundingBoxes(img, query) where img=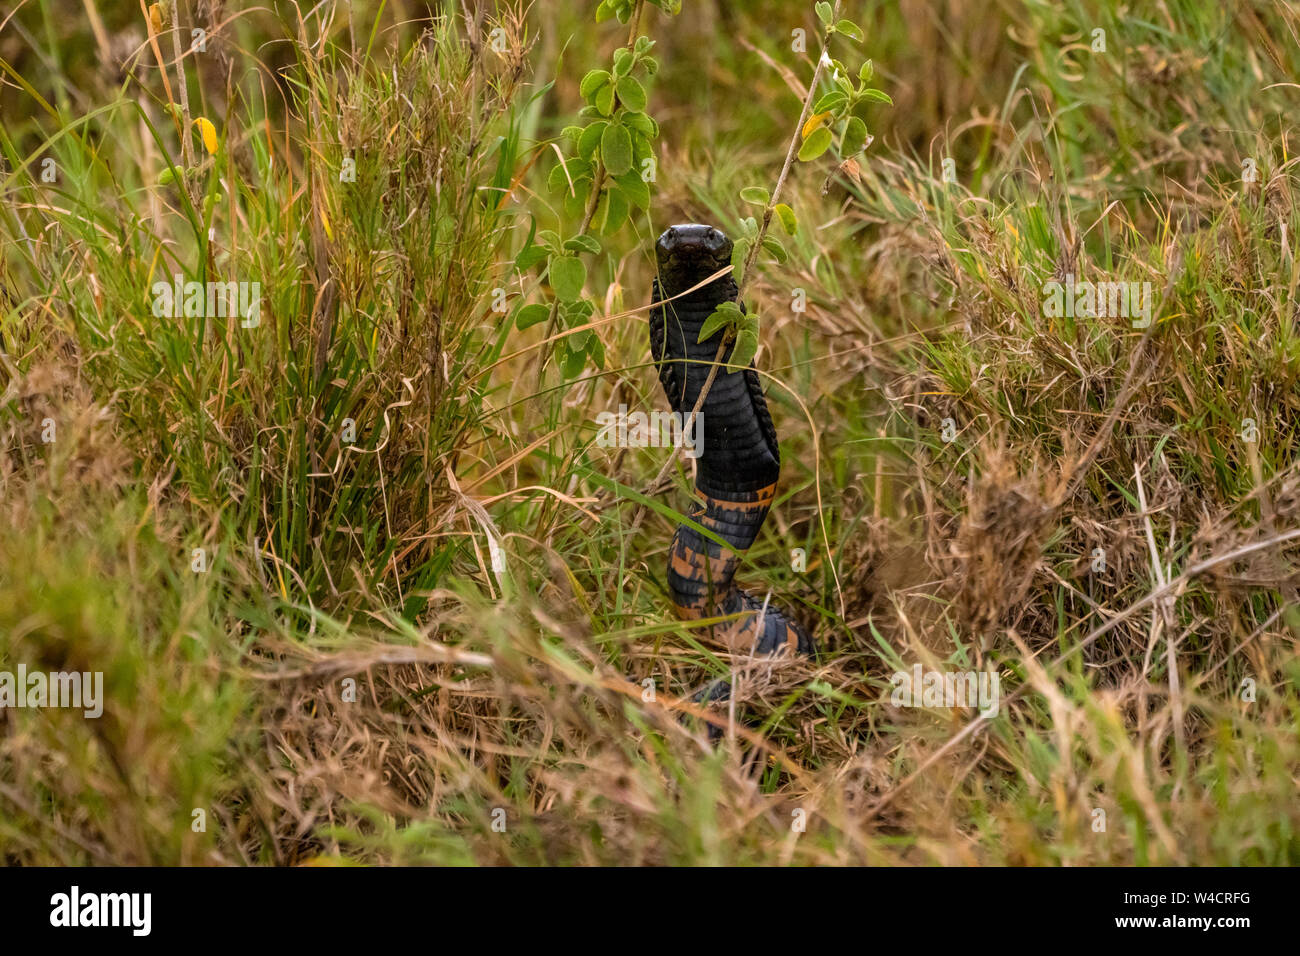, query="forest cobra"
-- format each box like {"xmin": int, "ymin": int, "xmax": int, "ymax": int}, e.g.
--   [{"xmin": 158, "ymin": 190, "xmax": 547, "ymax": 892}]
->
[{"xmin": 649, "ymin": 223, "xmax": 816, "ymax": 702}]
